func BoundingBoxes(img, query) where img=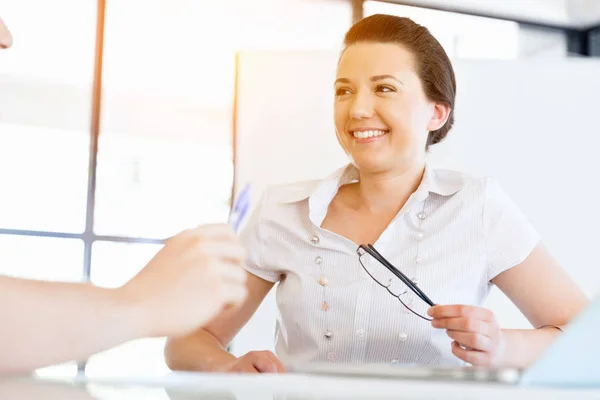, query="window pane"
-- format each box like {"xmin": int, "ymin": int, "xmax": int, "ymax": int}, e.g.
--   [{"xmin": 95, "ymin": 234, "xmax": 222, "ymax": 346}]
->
[
  {"xmin": 0, "ymin": 235, "xmax": 83, "ymax": 281},
  {"xmin": 94, "ymin": 136, "xmax": 233, "ymax": 239},
  {"xmin": 90, "ymin": 241, "xmax": 162, "ymax": 288},
  {"xmin": 94, "ymin": 0, "xmax": 351, "ymax": 239},
  {"xmin": 0, "ymin": 0, "xmax": 95, "ymax": 233},
  {"xmin": 0, "ymin": 125, "xmax": 90, "ymax": 232},
  {"xmin": 0, "ymin": 0, "xmax": 96, "ymax": 82},
  {"xmin": 364, "ymin": 1, "xmax": 519, "ymax": 60},
  {"xmin": 86, "ymin": 241, "xmax": 169, "ymax": 378}
]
